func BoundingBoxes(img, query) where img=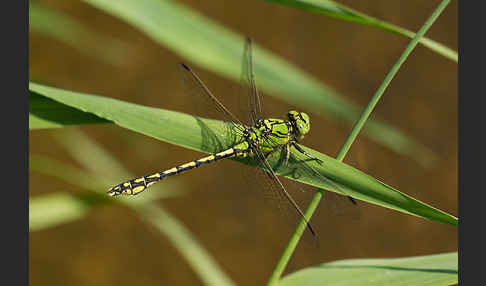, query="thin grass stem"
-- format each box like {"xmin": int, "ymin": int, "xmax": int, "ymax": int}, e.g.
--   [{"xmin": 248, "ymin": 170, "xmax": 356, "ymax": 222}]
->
[{"xmin": 266, "ymin": 1, "xmax": 451, "ymax": 284}]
